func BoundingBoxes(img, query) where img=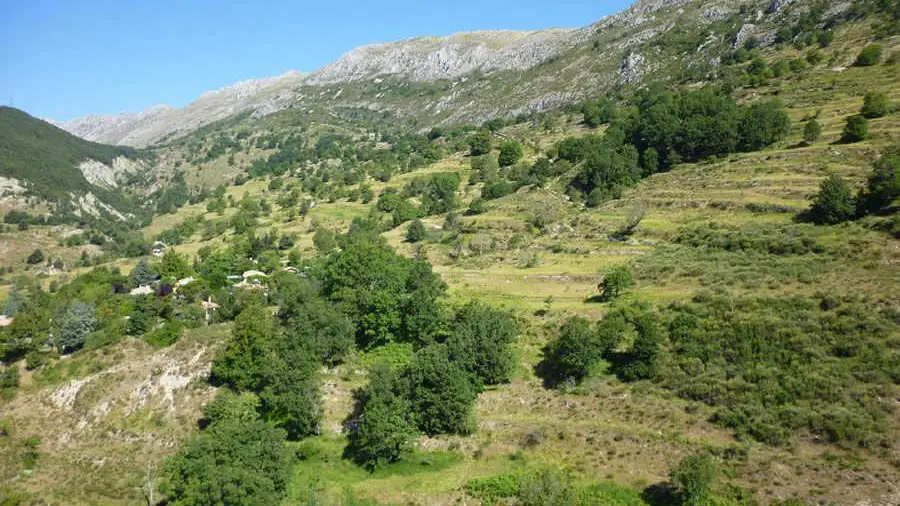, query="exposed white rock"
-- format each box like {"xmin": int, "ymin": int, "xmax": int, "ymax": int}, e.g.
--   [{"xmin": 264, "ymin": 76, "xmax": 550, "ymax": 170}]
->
[
  {"xmin": 0, "ymin": 176, "xmax": 26, "ymax": 203},
  {"xmin": 308, "ymin": 28, "xmax": 585, "ymax": 84},
  {"xmin": 619, "ymin": 52, "xmax": 647, "ymax": 84}
]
